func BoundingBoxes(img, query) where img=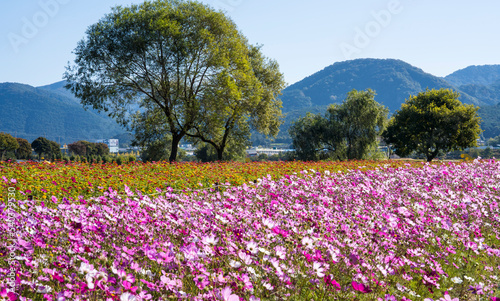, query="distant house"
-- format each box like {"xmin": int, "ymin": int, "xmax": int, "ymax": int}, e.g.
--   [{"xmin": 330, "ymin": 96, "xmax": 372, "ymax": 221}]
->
[{"xmin": 96, "ymin": 139, "xmax": 119, "ymax": 153}]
